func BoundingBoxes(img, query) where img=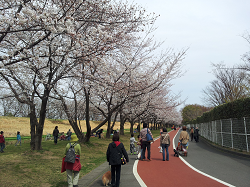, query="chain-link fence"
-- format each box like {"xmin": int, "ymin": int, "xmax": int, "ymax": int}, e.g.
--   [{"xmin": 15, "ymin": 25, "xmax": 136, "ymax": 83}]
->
[{"xmin": 190, "ymin": 117, "xmax": 250, "ymax": 152}]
